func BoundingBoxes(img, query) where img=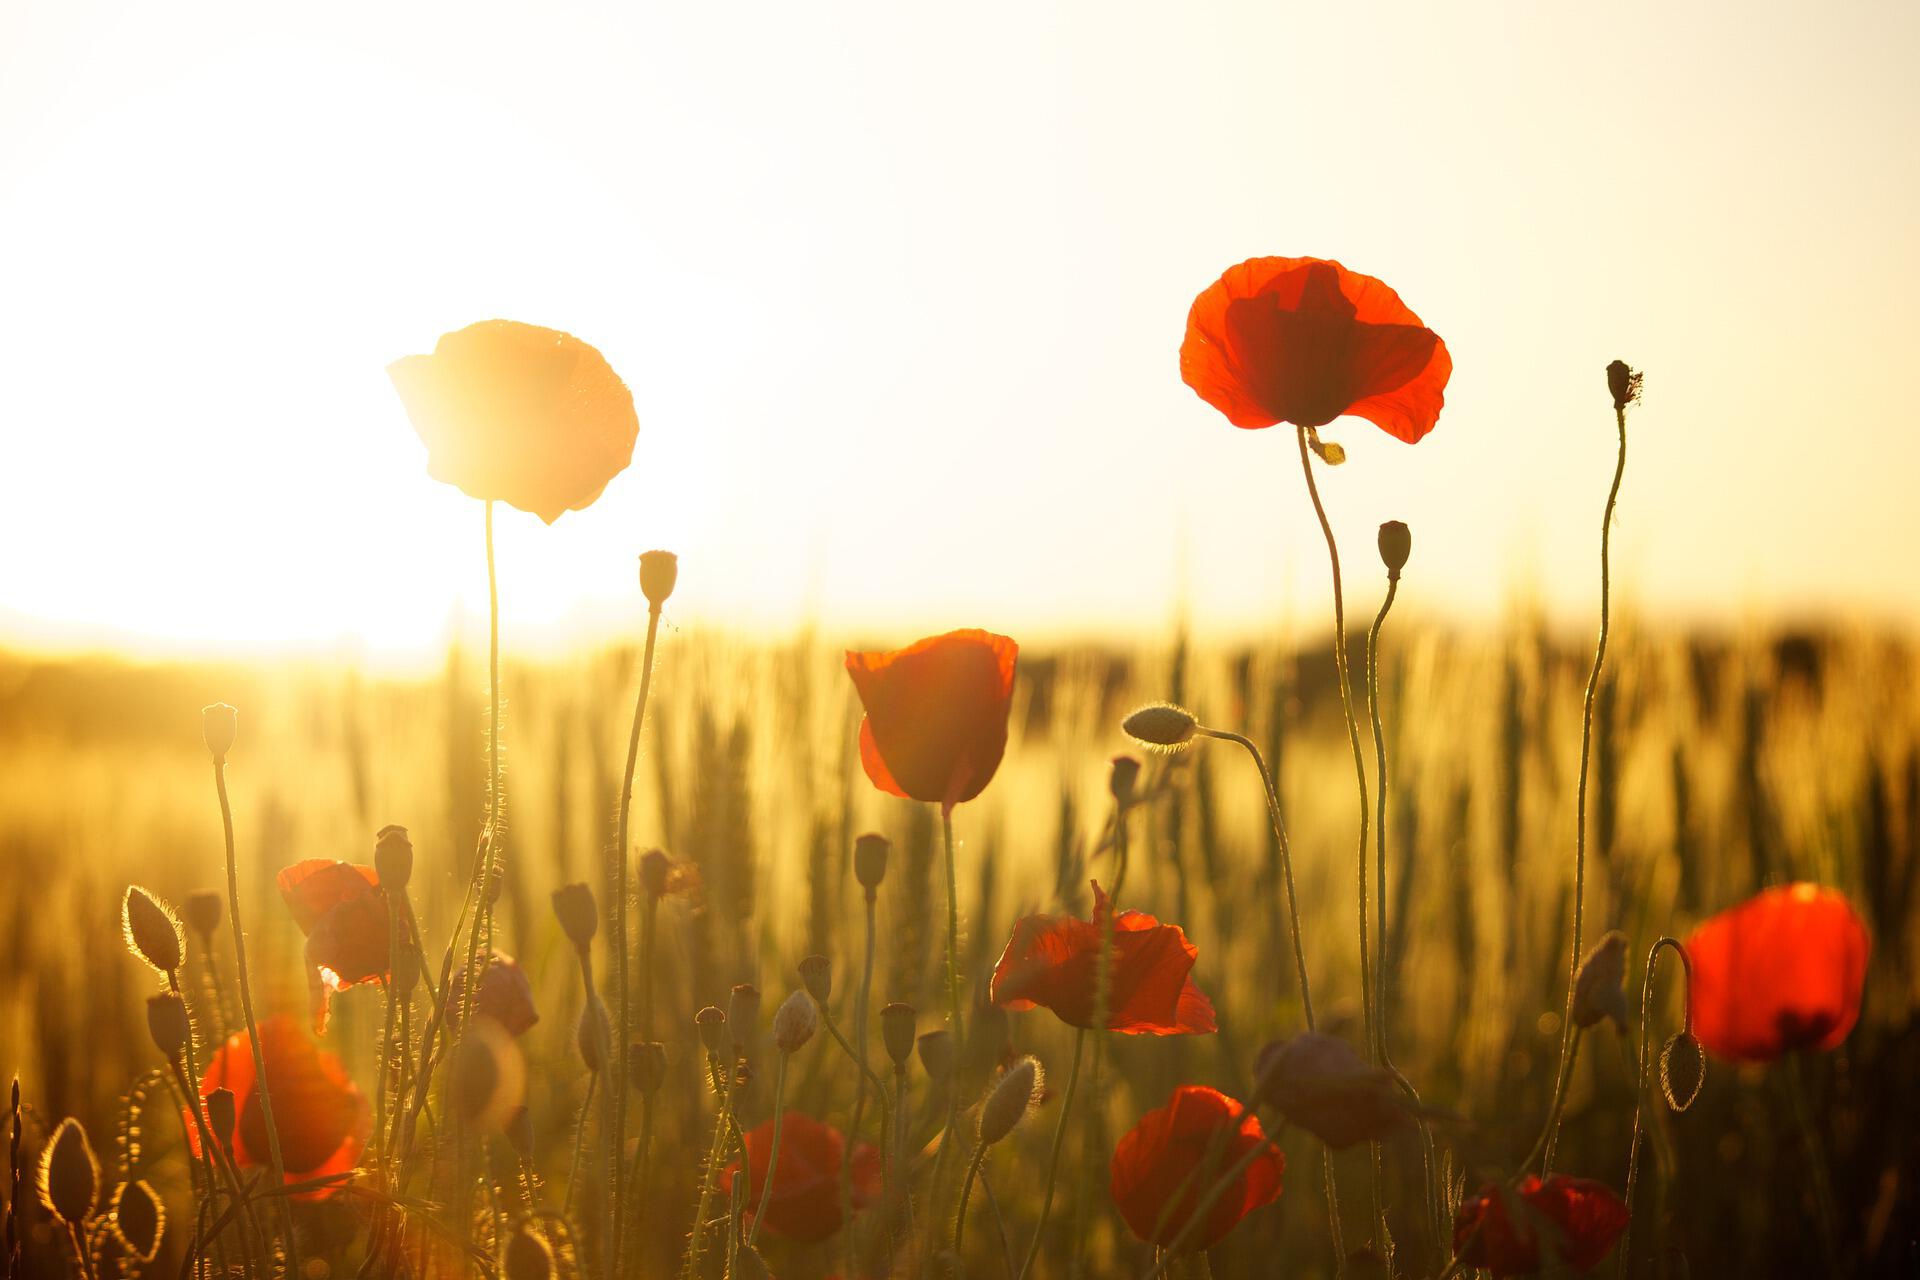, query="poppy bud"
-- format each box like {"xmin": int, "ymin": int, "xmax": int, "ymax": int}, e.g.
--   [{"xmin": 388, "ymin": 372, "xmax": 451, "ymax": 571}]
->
[
  {"xmin": 110, "ymin": 1180, "xmax": 165, "ymax": 1263},
  {"xmin": 798, "ymin": 955, "xmax": 833, "ymax": 1003},
  {"xmin": 881, "ymin": 1003, "xmax": 916, "ymax": 1069},
  {"xmin": 146, "ymin": 993, "xmax": 190, "ymax": 1062},
  {"xmin": 1606, "ymin": 360, "xmax": 1643, "ymax": 412},
  {"xmin": 183, "ymin": 890, "xmax": 222, "ymax": 939},
  {"xmin": 1122, "ymin": 703, "xmax": 1198, "ymax": 751},
  {"xmin": 504, "ymin": 1224, "xmax": 554, "ymax": 1280},
  {"xmin": 628, "ymin": 1041, "xmax": 668, "ymax": 1095},
  {"xmin": 853, "ymin": 833, "xmax": 890, "ymax": 894},
  {"xmin": 1572, "ymin": 931, "xmax": 1630, "ymax": 1031},
  {"xmin": 38, "ymin": 1117, "xmax": 99, "ymax": 1225},
  {"xmin": 727, "ymin": 984, "xmax": 761, "ymax": 1053},
  {"xmin": 504, "ymin": 1105, "xmax": 535, "ymax": 1158},
  {"xmin": 1377, "ymin": 521, "xmax": 1411, "ymax": 581},
  {"xmin": 695, "ymin": 1006, "xmax": 728, "ymax": 1057},
  {"xmin": 1660, "ymin": 1032, "xmax": 1705, "ymax": 1112},
  {"xmin": 374, "ymin": 825, "xmax": 413, "ymax": 894},
  {"xmin": 978, "ymin": 1056, "xmax": 1043, "ymax": 1146},
  {"xmin": 1108, "ymin": 754, "xmax": 1142, "ymax": 807},
  {"xmin": 917, "ymin": 1029, "xmax": 954, "ymax": 1080},
  {"xmin": 123, "ymin": 886, "xmax": 183, "ymax": 975},
  {"xmin": 577, "ymin": 997, "xmax": 612, "ymax": 1073},
  {"xmin": 639, "ymin": 549, "xmax": 679, "ymax": 609},
  {"xmin": 201, "ymin": 703, "xmax": 237, "ymax": 762},
  {"xmin": 205, "ymin": 1089, "xmax": 235, "ymax": 1151},
  {"xmin": 1252, "ymin": 1031, "xmax": 1408, "ymax": 1149},
  {"xmin": 772, "ymin": 989, "xmax": 818, "ymax": 1055},
  {"xmin": 551, "ymin": 883, "xmax": 598, "ymax": 950},
  {"xmin": 639, "ymin": 847, "xmax": 672, "ymax": 899}
]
